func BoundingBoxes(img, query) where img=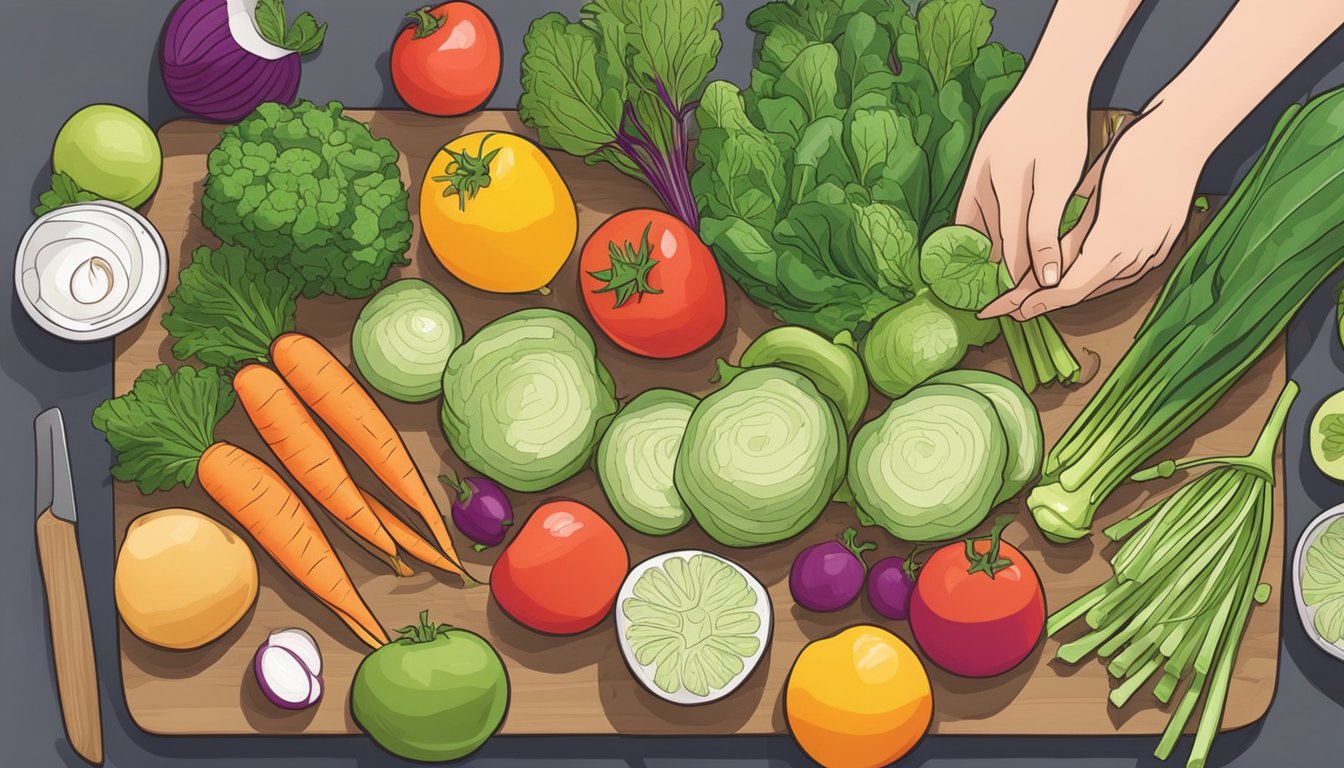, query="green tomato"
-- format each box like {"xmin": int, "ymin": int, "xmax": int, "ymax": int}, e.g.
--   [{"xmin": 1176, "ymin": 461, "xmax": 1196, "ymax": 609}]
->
[
  {"xmin": 52, "ymin": 105, "xmax": 162, "ymax": 207},
  {"xmin": 351, "ymin": 613, "xmax": 509, "ymax": 762}
]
